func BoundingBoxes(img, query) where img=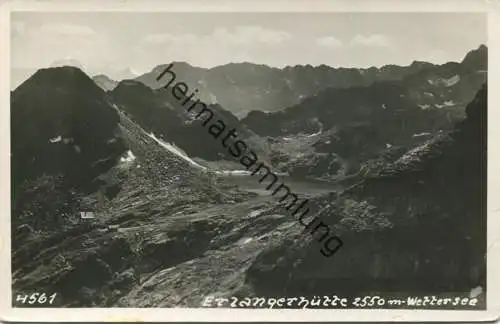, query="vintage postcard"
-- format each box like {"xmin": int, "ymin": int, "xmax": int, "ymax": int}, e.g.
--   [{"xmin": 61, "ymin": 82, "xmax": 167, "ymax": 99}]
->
[{"xmin": 0, "ymin": 0, "xmax": 499, "ymax": 322}]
